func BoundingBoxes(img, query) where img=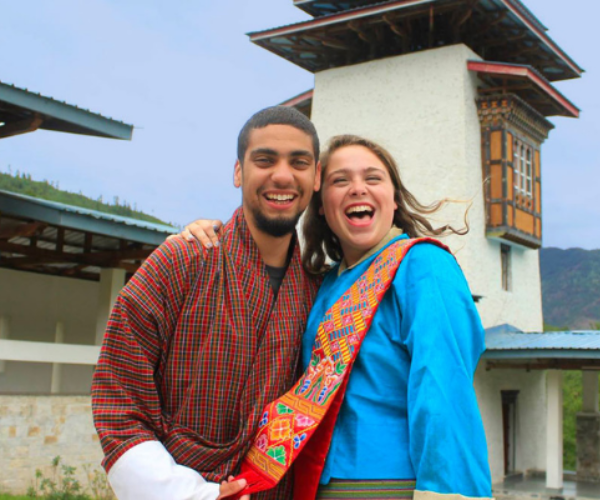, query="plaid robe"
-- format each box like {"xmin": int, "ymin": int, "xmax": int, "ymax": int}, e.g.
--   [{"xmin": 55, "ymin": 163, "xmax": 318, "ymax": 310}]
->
[{"xmin": 92, "ymin": 207, "xmax": 320, "ymax": 500}]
